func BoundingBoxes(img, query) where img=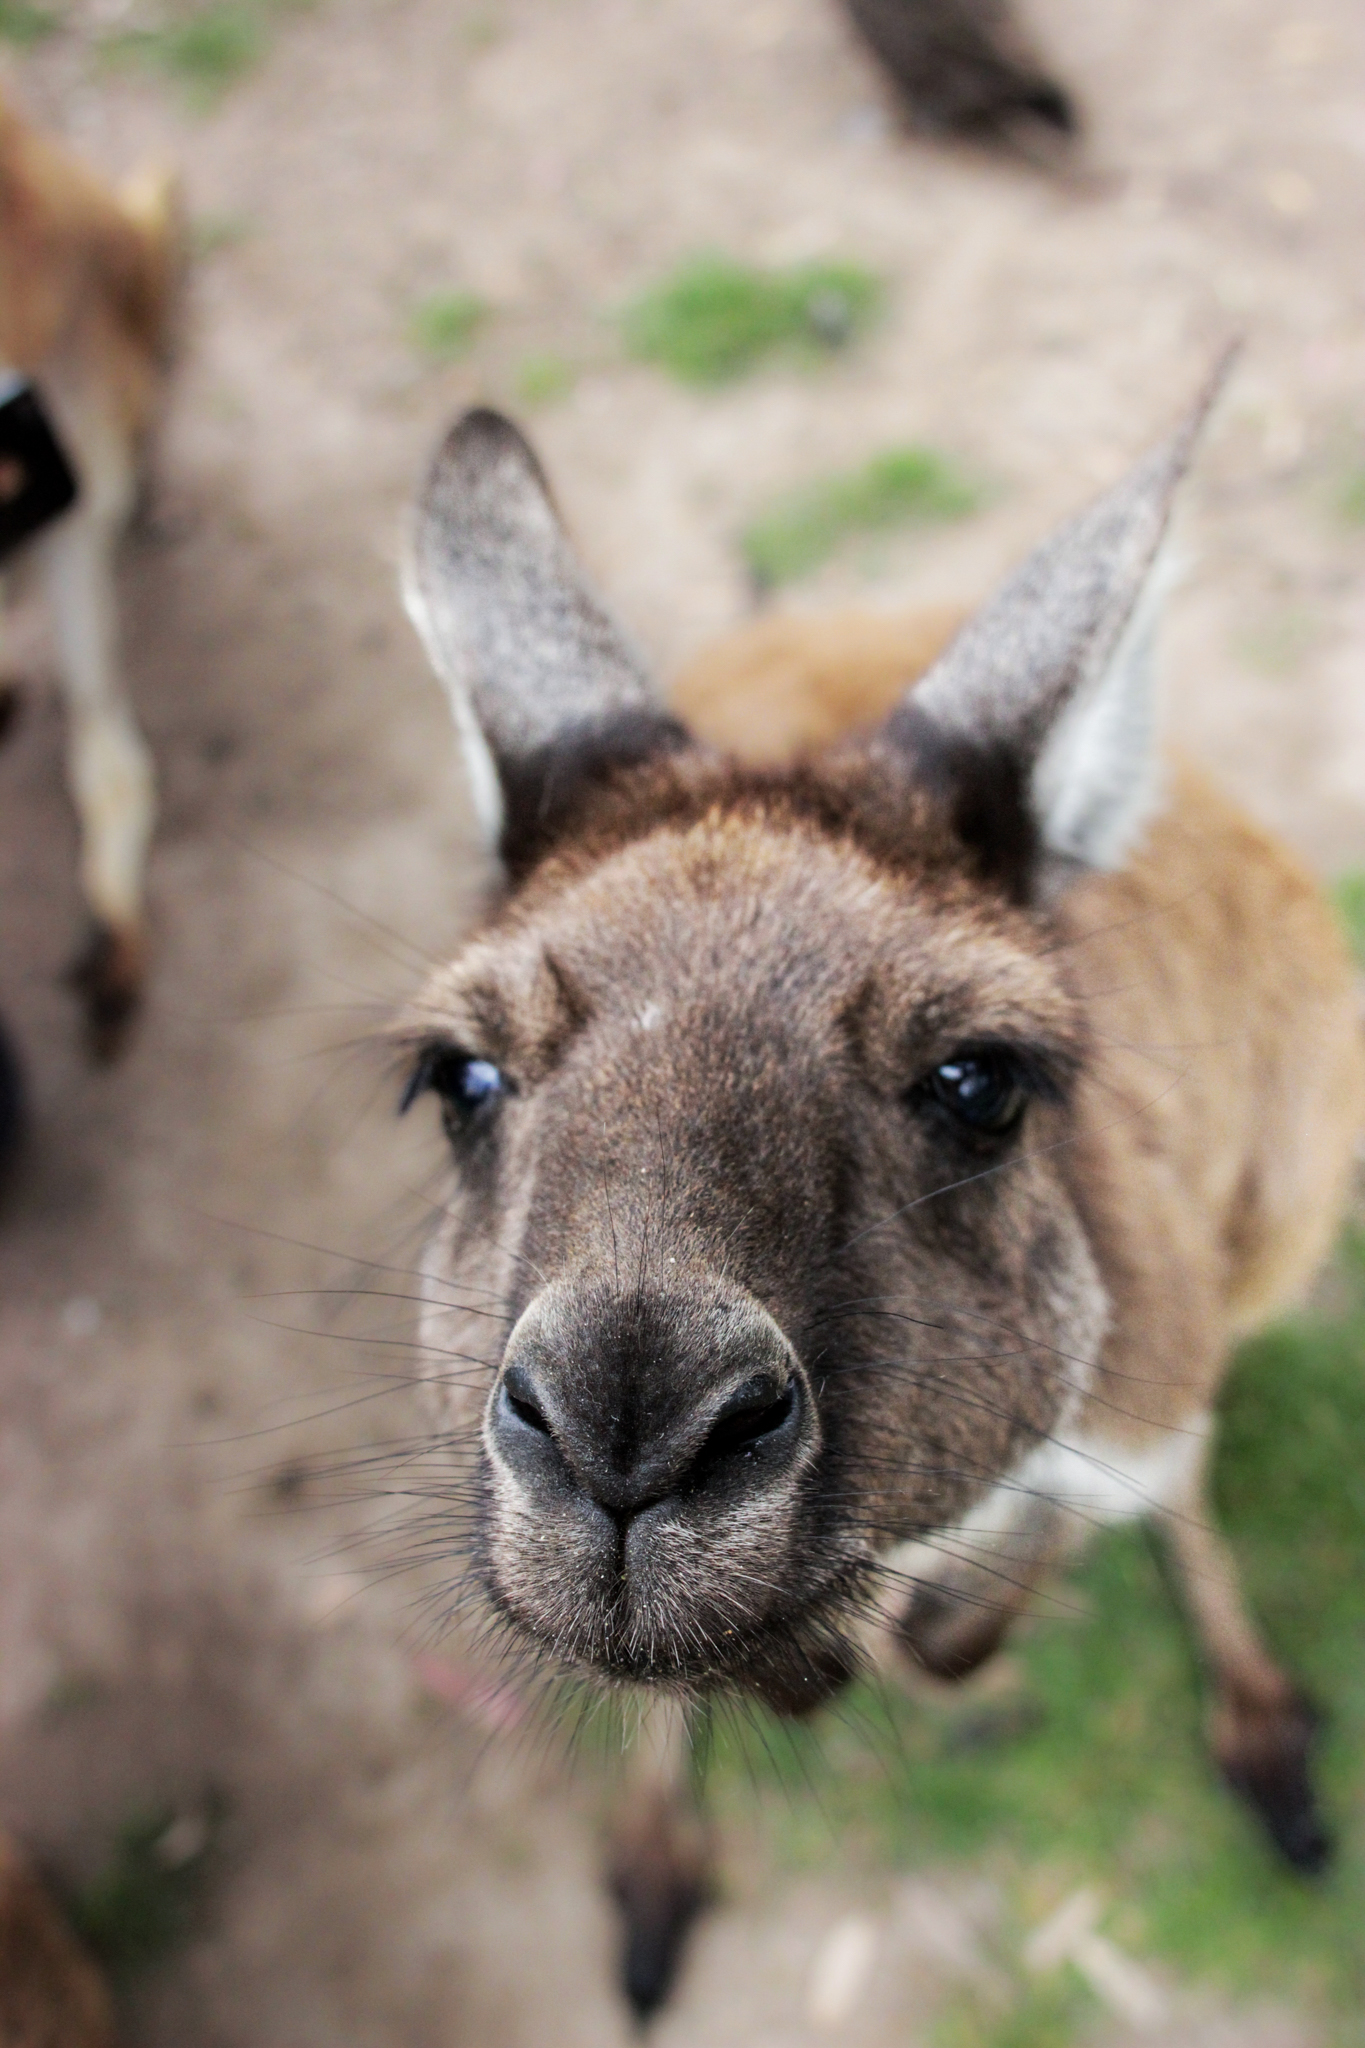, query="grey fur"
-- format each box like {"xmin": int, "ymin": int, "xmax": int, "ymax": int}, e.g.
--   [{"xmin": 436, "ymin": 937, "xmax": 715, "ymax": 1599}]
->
[
  {"xmin": 890, "ymin": 373, "xmax": 1224, "ymax": 873},
  {"xmin": 405, "ymin": 408, "xmax": 663, "ymax": 846}
]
